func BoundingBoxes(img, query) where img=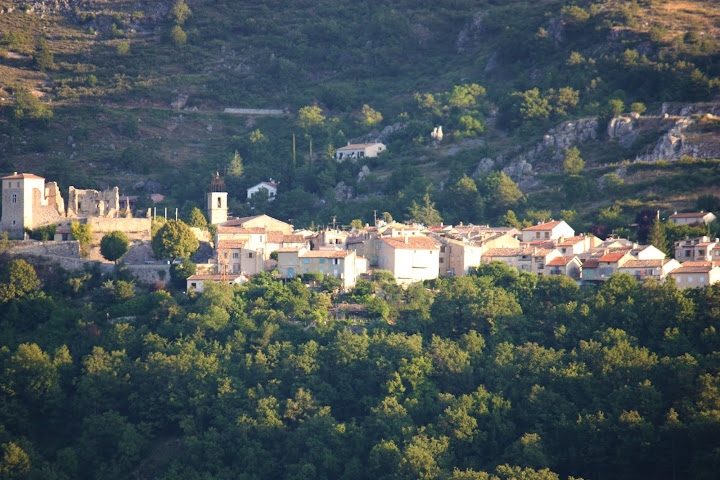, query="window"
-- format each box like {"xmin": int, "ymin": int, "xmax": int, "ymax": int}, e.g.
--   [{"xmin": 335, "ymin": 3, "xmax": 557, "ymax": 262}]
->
[
  {"xmin": 248, "ymin": 252, "xmax": 253, "ymax": 258},
  {"xmin": 439, "ymin": 258, "xmax": 444, "ymax": 264},
  {"xmin": 302, "ymin": 258, "xmax": 310, "ymax": 264},
  {"xmin": 544, "ymin": 232, "xmax": 550, "ymax": 239},
  {"xmin": 11, "ymin": 193, "xmax": 17, "ymax": 203},
  {"xmin": 191, "ymin": 283, "xmax": 197, "ymax": 288},
  {"xmin": 333, "ymin": 258, "xmax": 340, "ymax": 265},
  {"xmin": 686, "ymin": 250, "xmax": 692, "ymax": 257},
  {"xmin": 232, "ymin": 252, "xmax": 239, "ymax": 259},
  {"xmin": 537, "ymin": 263, "xmax": 544, "ymax": 270},
  {"xmin": 16, "ymin": 181, "xmax": 20, "ymax": 187},
  {"xmin": 319, "ymin": 258, "xmax": 326, "ymax": 264},
  {"xmin": 561, "ymin": 248, "xmax": 566, "ymax": 254},
  {"xmin": 440, "ymin": 246, "xmax": 446, "ymax": 253},
  {"xmin": 699, "ymin": 250, "xmax": 705, "ymax": 256},
  {"xmin": 536, "ymin": 232, "xmax": 540, "ymax": 238},
  {"xmin": 217, "ymin": 197, "xmax": 222, "ymax": 208}
]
